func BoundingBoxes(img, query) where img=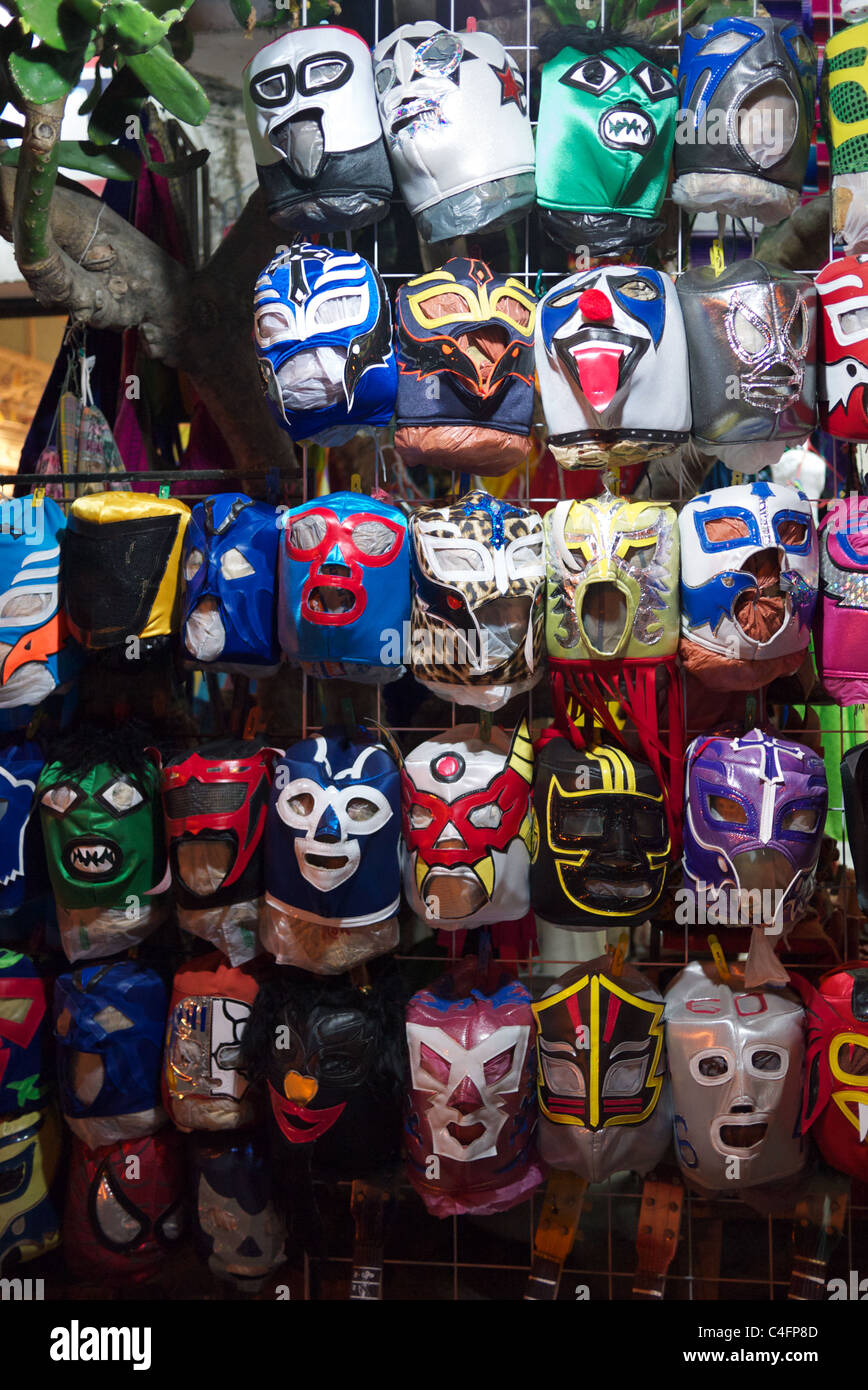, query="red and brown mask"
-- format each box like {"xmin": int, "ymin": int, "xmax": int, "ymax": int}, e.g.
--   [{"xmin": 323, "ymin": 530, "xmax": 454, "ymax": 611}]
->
[{"xmin": 793, "ymin": 964, "xmax": 868, "ymax": 1181}]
